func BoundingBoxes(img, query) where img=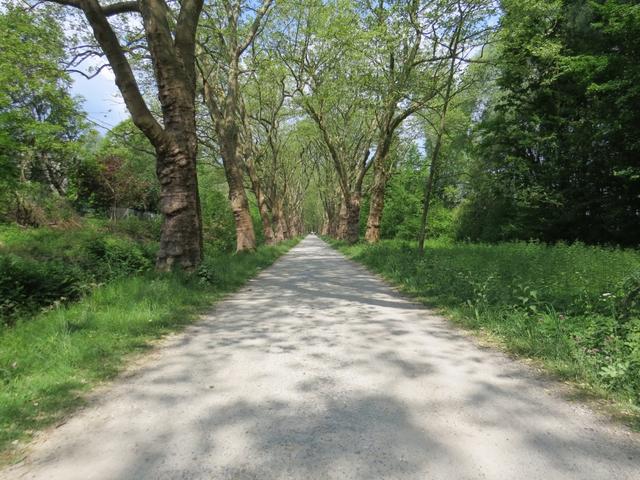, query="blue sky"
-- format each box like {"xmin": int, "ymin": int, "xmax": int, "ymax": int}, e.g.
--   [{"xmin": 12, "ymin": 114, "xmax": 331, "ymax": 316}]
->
[{"xmin": 70, "ymin": 67, "xmax": 129, "ymax": 133}]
